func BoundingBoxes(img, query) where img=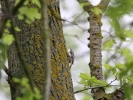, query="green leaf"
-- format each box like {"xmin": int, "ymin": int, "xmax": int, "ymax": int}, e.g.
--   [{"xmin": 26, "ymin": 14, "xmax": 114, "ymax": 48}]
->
[
  {"xmin": 0, "ymin": 61, "xmax": 5, "ymax": 69},
  {"xmin": 2, "ymin": 33, "xmax": 15, "ymax": 45},
  {"xmin": 79, "ymin": 73, "xmax": 91, "ymax": 80},
  {"xmin": 32, "ymin": 0, "xmax": 41, "ymax": 8},
  {"xmin": 5, "ymin": 20, "xmax": 11, "ymax": 27},
  {"xmin": 121, "ymin": 48, "xmax": 132, "ymax": 59},
  {"xmin": 34, "ymin": 88, "xmax": 42, "ymax": 99},
  {"xmin": 13, "ymin": 78, "xmax": 20, "ymax": 83},
  {"xmin": 20, "ymin": 77, "xmax": 29, "ymax": 87},
  {"xmin": 79, "ymin": 74, "xmax": 108, "ymax": 87},
  {"xmin": 123, "ymin": 84, "xmax": 133, "ymax": 100},
  {"xmin": 90, "ymin": 76, "xmax": 108, "ymax": 86},
  {"xmin": 14, "ymin": 0, "xmax": 28, "ymax": 6},
  {"xmin": 4, "ymin": 29, "xmax": 10, "ymax": 34},
  {"xmin": 105, "ymin": 0, "xmax": 133, "ymax": 40},
  {"xmin": 83, "ymin": 94, "xmax": 92, "ymax": 100},
  {"xmin": 0, "ymin": 42, "xmax": 8, "ymax": 64},
  {"xmin": 14, "ymin": 0, "xmax": 21, "ymax": 6},
  {"xmin": 26, "ymin": 19, "xmax": 32, "ymax": 24},
  {"xmin": 23, "ymin": 0, "xmax": 29, "ymax": 5},
  {"xmin": 127, "ymin": 76, "xmax": 133, "ymax": 84},
  {"xmin": 0, "ymin": 52, "xmax": 6, "ymax": 63},
  {"xmin": 90, "ymin": 76, "xmax": 97, "ymax": 83},
  {"xmin": 18, "ymin": 14, "xmax": 24, "ymax": 20},
  {"xmin": 79, "ymin": 73, "xmax": 91, "ymax": 86},
  {"xmin": 79, "ymin": 80, "xmax": 90, "ymax": 86},
  {"xmin": 15, "ymin": 27, "xmax": 21, "ymax": 32},
  {"xmin": 18, "ymin": 7, "xmax": 29, "ymax": 15},
  {"xmin": 14, "ymin": 77, "xmax": 41, "ymax": 100},
  {"xmin": 123, "ymin": 30, "xmax": 133, "ymax": 39},
  {"xmin": 103, "ymin": 64, "xmax": 113, "ymax": 69},
  {"xmin": 115, "ymin": 63, "xmax": 124, "ymax": 70},
  {"xmin": 102, "ymin": 39, "xmax": 114, "ymax": 50},
  {"xmin": 96, "ymin": 80, "xmax": 108, "ymax": 86},
  {"xmin": 18, "ymin": 7, "xmax": 41, "ymax": 24},
  {"xmin": 112, "ymin": 67, "xmax": 117, "ymax": 75}
]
